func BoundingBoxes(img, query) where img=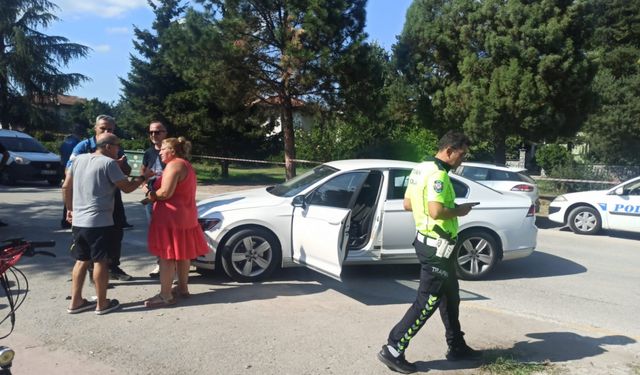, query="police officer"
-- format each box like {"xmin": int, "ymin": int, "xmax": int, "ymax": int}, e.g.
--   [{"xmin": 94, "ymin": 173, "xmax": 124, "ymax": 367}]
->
[{"xmin": 377, "ymin": 131, "xmax": 481, "ymax": 374}]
